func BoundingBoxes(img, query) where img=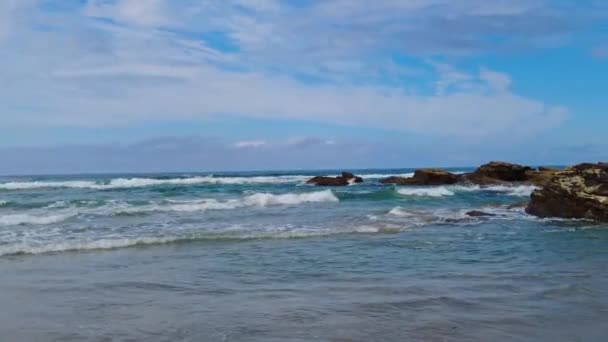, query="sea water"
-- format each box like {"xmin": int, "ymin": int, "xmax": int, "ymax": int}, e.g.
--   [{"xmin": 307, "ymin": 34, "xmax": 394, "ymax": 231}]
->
[{"xmin": 1, "ymin": 169, "xmax": 607, "ymax": 341}]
